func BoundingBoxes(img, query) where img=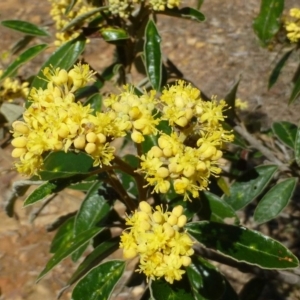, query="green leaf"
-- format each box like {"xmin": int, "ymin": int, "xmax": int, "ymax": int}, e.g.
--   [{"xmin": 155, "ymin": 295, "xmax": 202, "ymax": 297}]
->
[
  {"xmin": 29, "ymin": 37, "xmax": 86, "ymax": 97},
  {"xmin": 23, "ymin": 182, "xmax": 57, "ymax": 207},
  {"xmin": 268, "ymin": 49, "xmax": 293, "ymax": 89},
  {"xmin": 164, "ymin": 7, "xmax": 205, "ymax": 22},
  {"xmin": 84, "ymin": 93, "xmax": 102, "ymax": 113},
  {"xmin": 72, "ymin": 182, "xmax": 110, "ymax": 261},
  {"xmin": 71, "ymin": 260, "xmax": 125, "ymax": 300},
  {"xmin": 239, "ymin": 278, "xmax": 266, "ymax": 300},
  {"xmin": 199, "ymin": 192, "xmax": 239, "ymax": 225},
  {"xmin": 254, "ymin": 178, "xmax": 297, "ymax": 224},
  {"xmin": 65, "ymin": 0, "xmax": 77, "ymax": 15},
  {"xmin": 290, "ymin": 67, "xmax": 300, "ymax": 104},
  {"xmin": 186, "ymin": 221, "xmax": 299, "ymax": 269},
  {"xmin": 186, "ymin": 256, "xmax": 226, "ymax": 300},
  {"xmin": 252, "ymin": 0, "xmax": 284, "ymax": 47},
  {"xmin": 37, "ymin": 227, "xmax": 103, "ymax": 281},
  {"xmin": 100, "ymin": 27, "xmax": 129, "ymax": 41},
  {"xmin": 0, "ymin": 44, "xmax": 48, "ymax": 81},
  {"xmin": 272, "ymin": 121, "xmax": 297, "ymax": 149},
  {"xmin": 69, "ymin": 176, "xmax": 98, "ymax": 191},
  {"xmin": 39, "ymin": 151, "xmax": 94, "ymax": 181},
  {"xmin": 10, "ymin": 35, "xmax": 35, "ymax": 55},
  {"xmin": 151, "ymin": 278, "xmax": 194, "ymax": 300},
  {"xmin": 223, "ymin": 165, "xmax": 278, "ymax": 210},
  {"xmin": 1, "ymin": 20, "xmax": 50, "ymax": 36},
  {"xmin": 141, "ymin": 134, "xmax": 158, "ymax": 153},
  {"xmin": 294, "ymin": 125, "xmax": 300, "ymax": 166},
  {"xmin": 144, "ymin": 19, "xmax": 162, "ymax": 91},
  {"xmin": 68, "ymin": 237, "xmax": 119, "ymax": 285},
  {"xmin": 50, "ymin": 216, "xmax": 75, "ymax": 253},
  {"xmin": 224, "ymin": 77, "xmax": 240, "ymax": 121}
]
